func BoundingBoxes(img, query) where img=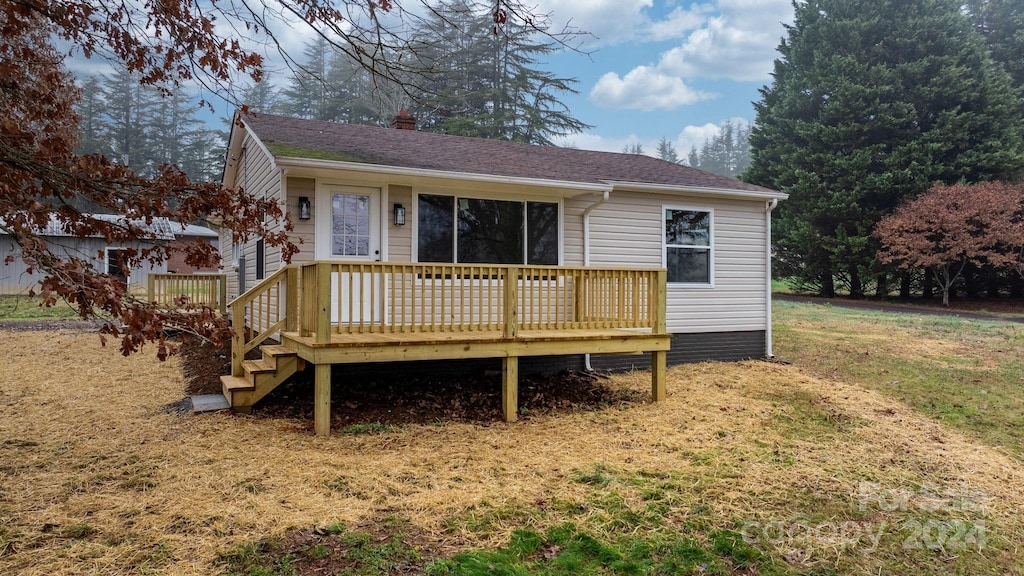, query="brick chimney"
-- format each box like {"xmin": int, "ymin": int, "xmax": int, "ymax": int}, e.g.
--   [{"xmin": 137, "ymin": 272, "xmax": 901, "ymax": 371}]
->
[{"xmin": 390, "ymin": 110, "xmax": 417, "ymax": 130}]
